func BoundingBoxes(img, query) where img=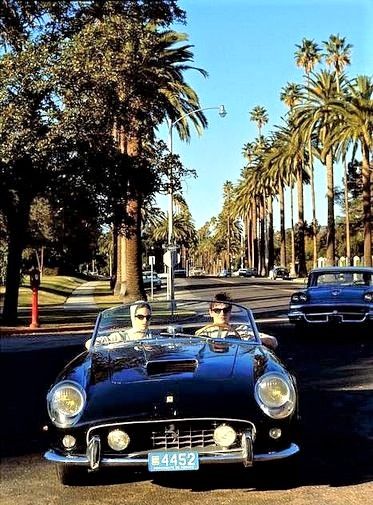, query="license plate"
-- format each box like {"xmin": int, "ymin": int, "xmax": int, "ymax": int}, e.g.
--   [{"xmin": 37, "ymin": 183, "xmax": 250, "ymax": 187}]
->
[{"xmin": 148, "ymin": 450, "xmax": 199, "ymax": 472}]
